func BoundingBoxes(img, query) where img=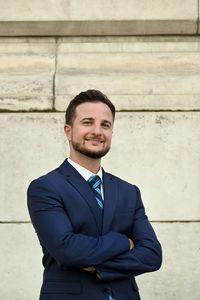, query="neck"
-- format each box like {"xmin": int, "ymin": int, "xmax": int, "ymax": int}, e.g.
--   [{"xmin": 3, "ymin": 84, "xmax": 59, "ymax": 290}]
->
[{"xmin": 69, "ymin": 153, "xmax": 101, "ymax": 174}]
